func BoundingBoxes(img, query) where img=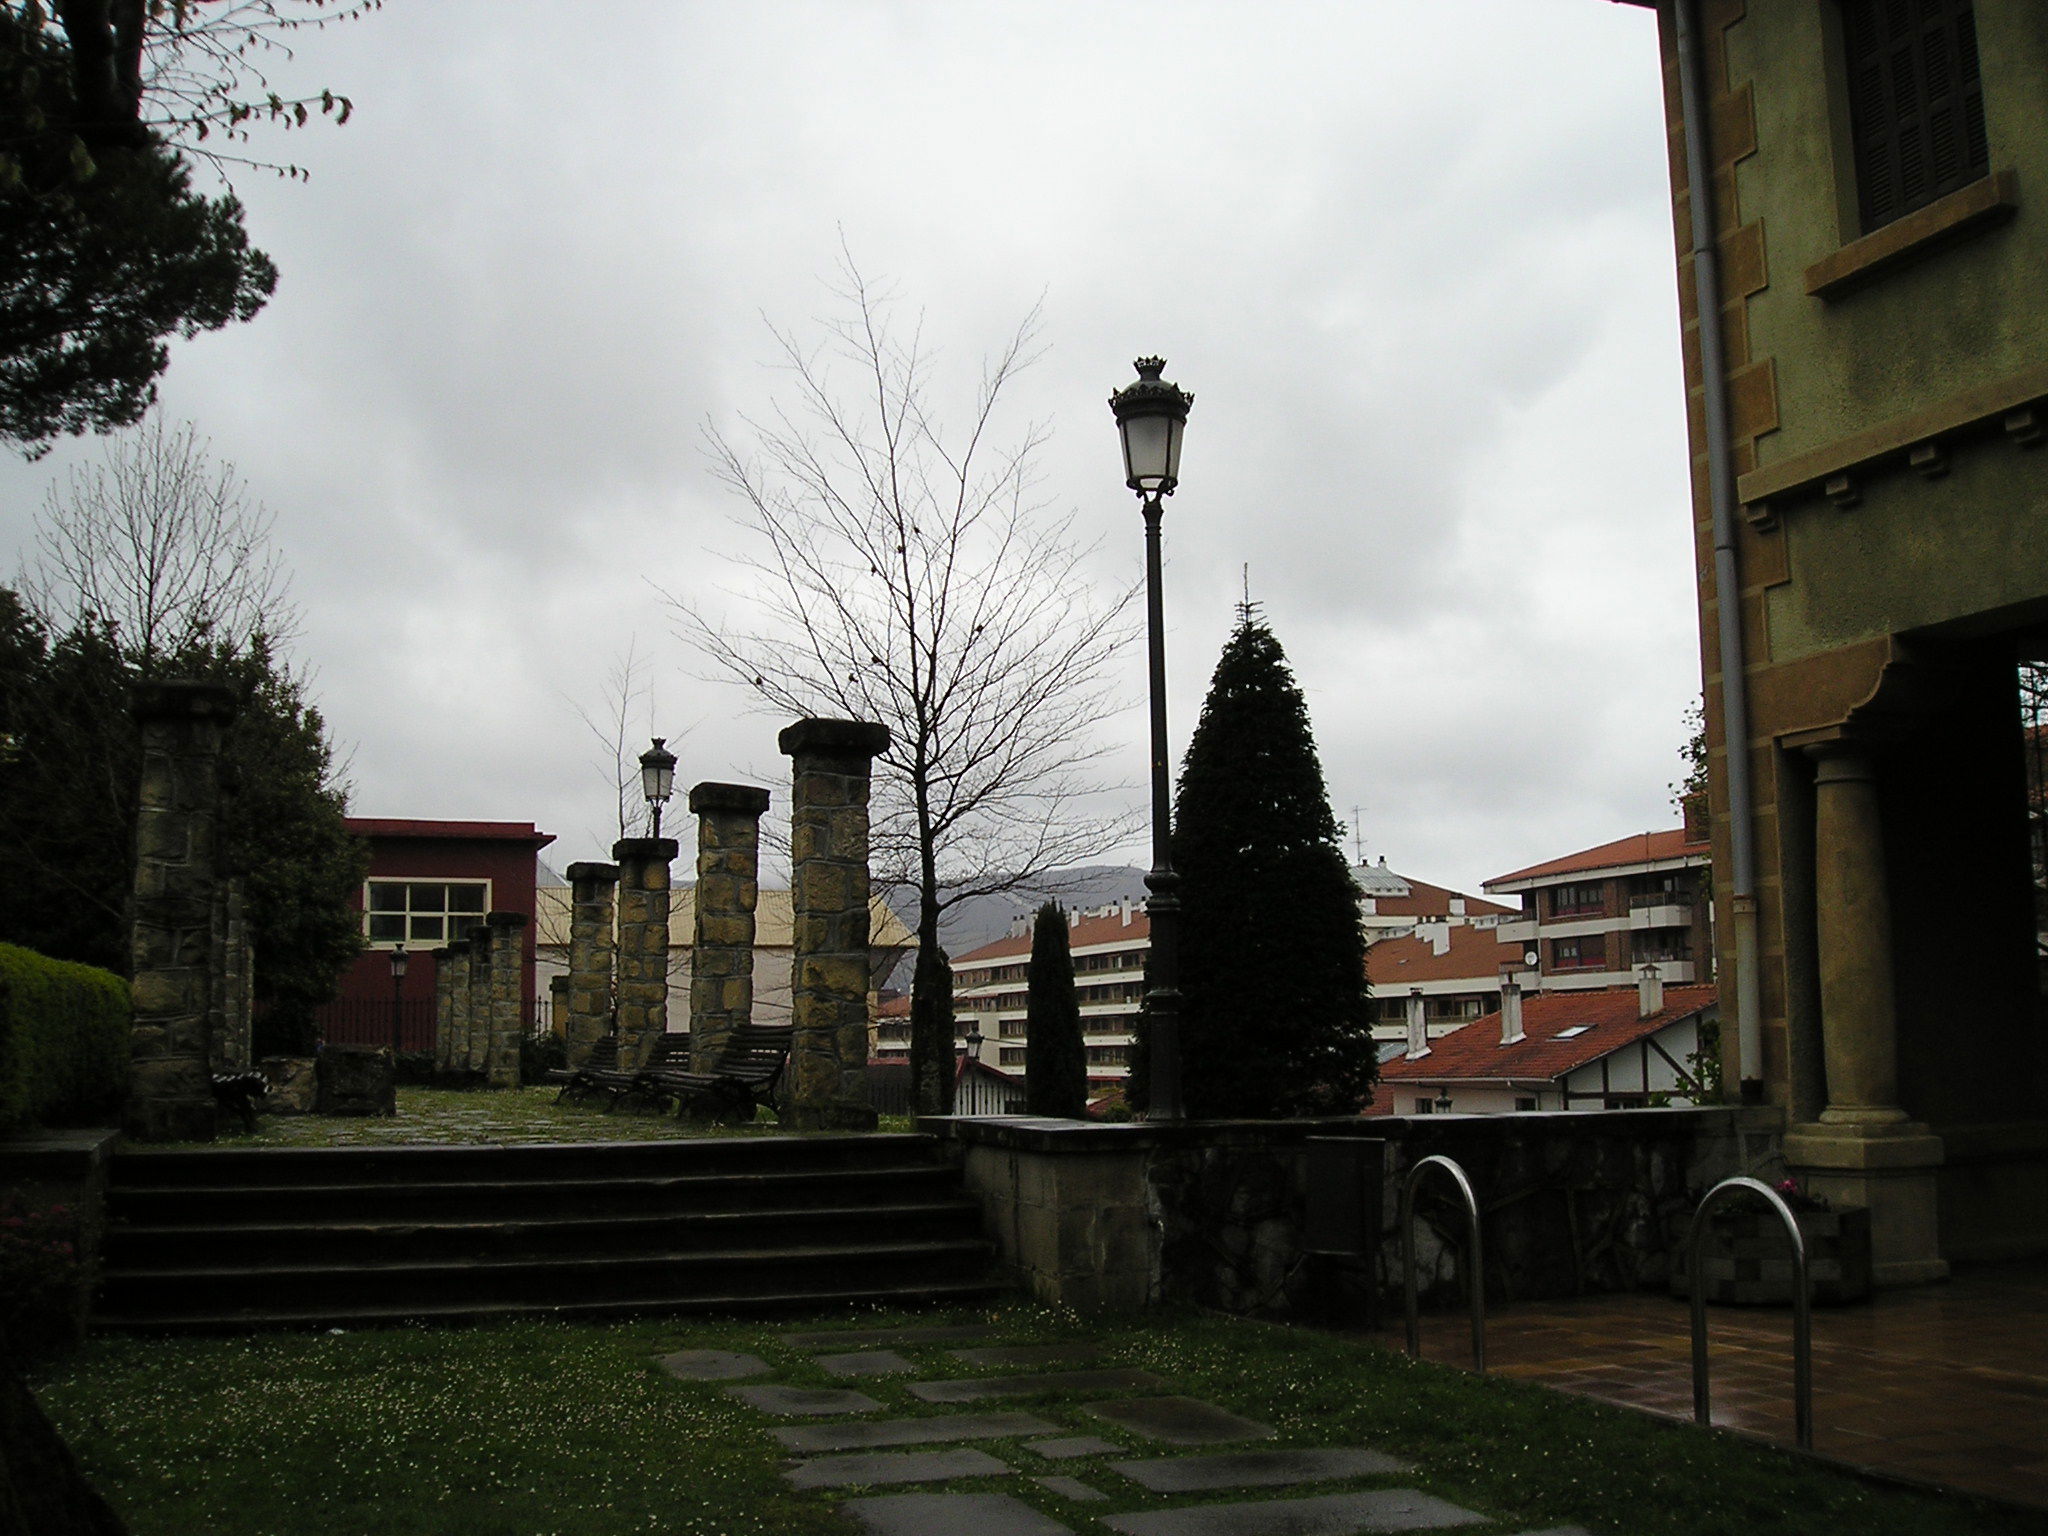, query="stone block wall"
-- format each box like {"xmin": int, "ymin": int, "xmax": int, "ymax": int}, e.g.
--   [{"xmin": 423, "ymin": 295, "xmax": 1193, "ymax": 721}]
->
[{"xmin": 931, "ymin": 1107, "xmax": 1762, "ymax": 1317}]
